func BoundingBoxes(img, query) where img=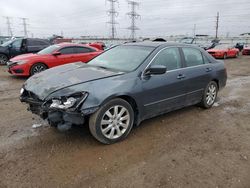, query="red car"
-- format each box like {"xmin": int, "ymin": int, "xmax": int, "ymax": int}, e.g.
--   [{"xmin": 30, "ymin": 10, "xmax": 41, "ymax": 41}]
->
[
  {"xmin": 207, "ymin": 44, "xmax": 239, "ymax": 59},
  {"xmin": 242, "ymin": 44, "xmax": 250, "ymax": 55},
  {"xmin": 7, "ymin": 43, "xmax": 103, "ymax": 76}
]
